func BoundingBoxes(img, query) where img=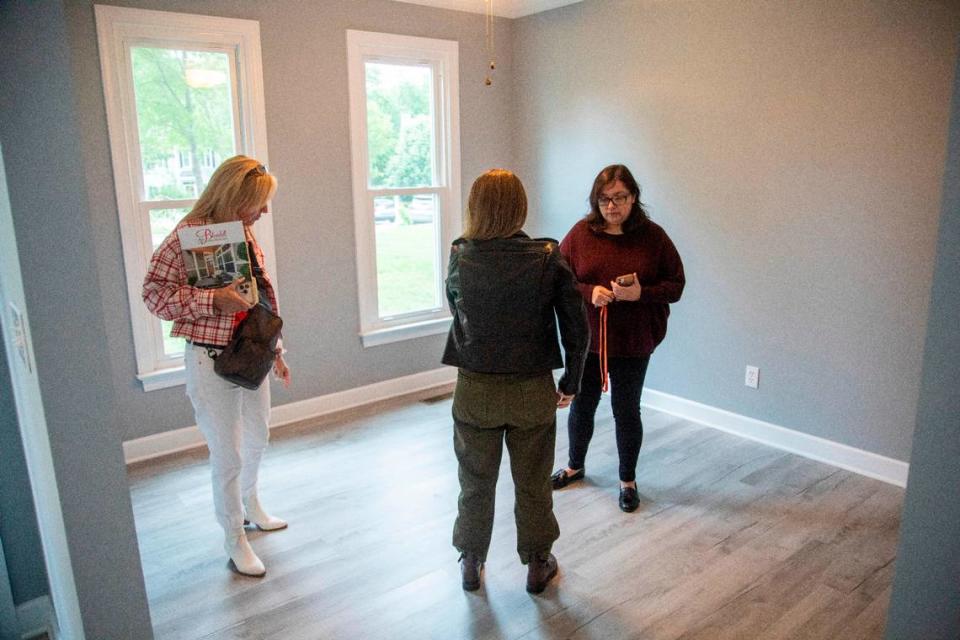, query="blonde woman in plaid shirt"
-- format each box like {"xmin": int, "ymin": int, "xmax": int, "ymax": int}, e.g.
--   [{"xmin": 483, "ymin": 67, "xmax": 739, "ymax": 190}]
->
[{"xmin": 143, "ymin": 156, "xmax": 291, "ymax": 577}]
